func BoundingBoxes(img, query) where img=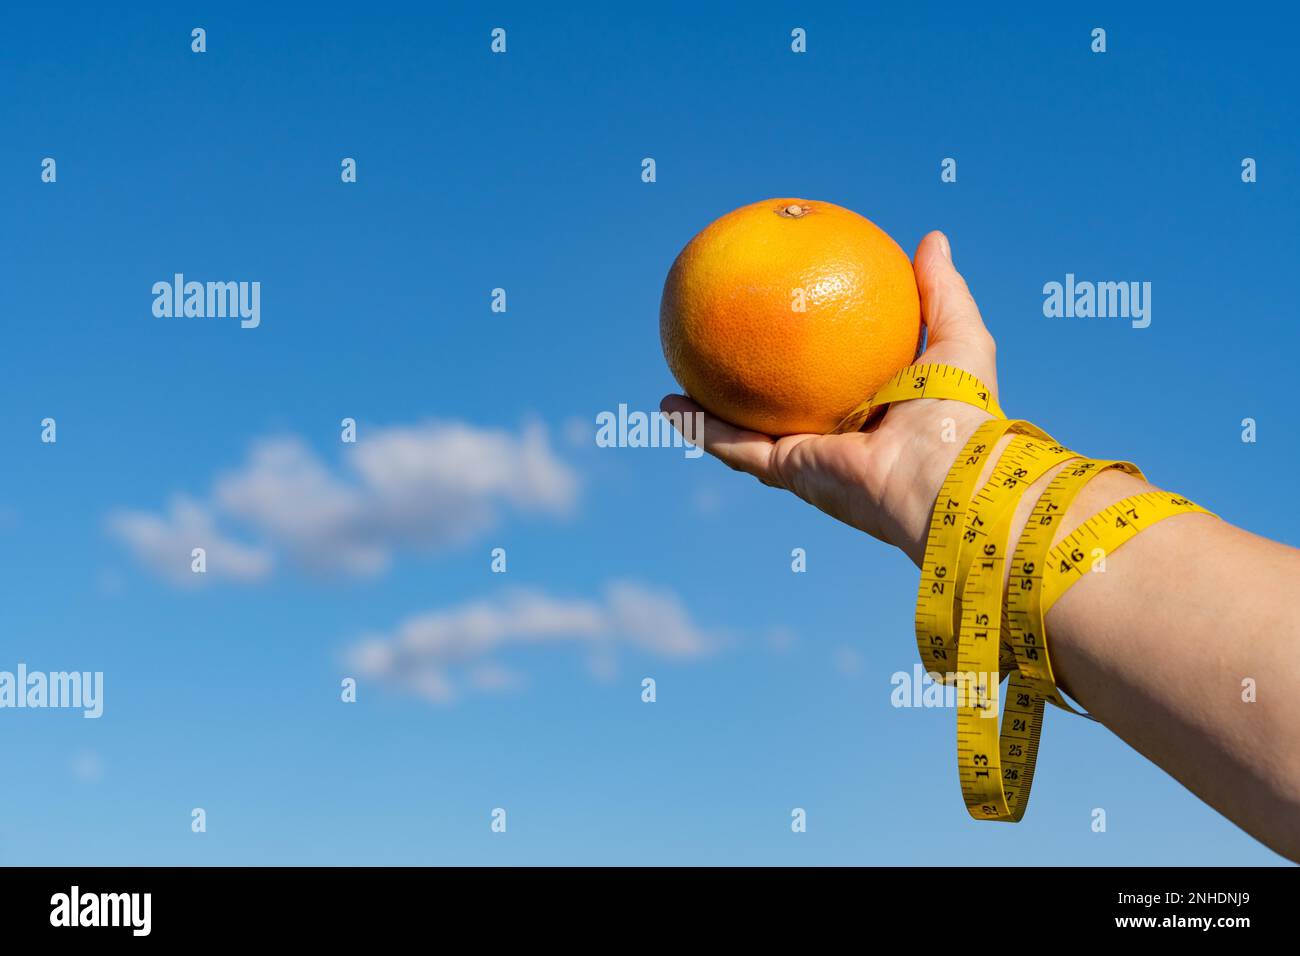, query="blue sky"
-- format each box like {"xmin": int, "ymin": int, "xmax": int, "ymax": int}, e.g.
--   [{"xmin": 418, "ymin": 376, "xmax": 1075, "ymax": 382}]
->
[{"xmin": 1, "ymin": 1, "xmax": 1296, "ymax": 864}]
